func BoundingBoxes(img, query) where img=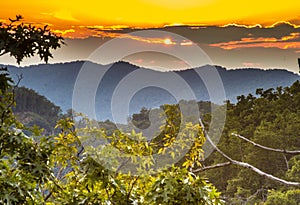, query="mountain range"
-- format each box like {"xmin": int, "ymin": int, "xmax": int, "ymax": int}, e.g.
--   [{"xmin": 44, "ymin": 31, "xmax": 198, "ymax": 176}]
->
[{"xmin": 6, "ymin": 61, "xmax": 300, "ymax": 122}]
